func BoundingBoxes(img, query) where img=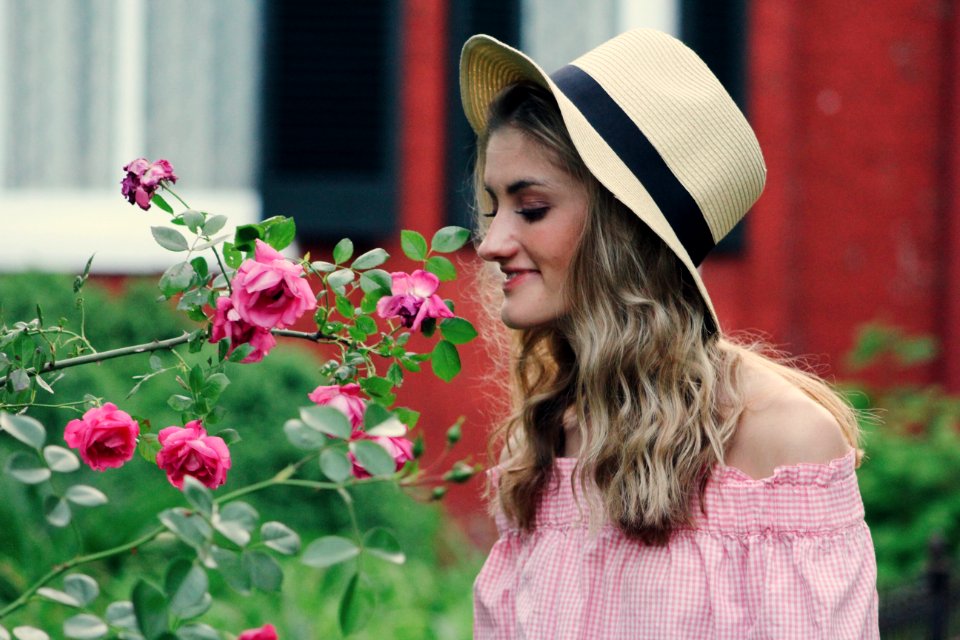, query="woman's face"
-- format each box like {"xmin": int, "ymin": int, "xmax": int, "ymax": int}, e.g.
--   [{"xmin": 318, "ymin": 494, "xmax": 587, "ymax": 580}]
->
[{"xmin": 477, "ymin": 126, "xmax": 589, "ymax": 329}]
